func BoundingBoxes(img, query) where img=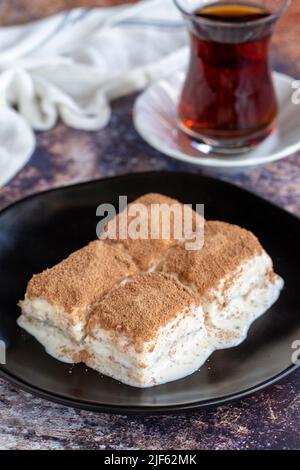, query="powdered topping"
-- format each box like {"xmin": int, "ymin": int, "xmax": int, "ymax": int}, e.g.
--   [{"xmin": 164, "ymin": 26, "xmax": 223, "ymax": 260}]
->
[
  {"xmin": 26, "ymin": 240, "xmax": 139, "ymax": 315},
  {"xmin": 87, "ymin": 273, "xmax": 200, "ymax": 345},
  {"xmin": 163, "ymin": 221, "xmax": 263, "ymax": 300},
  {"xmin": 105, "ymin": 193, "xmax": 203, "ymax": 270}
]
